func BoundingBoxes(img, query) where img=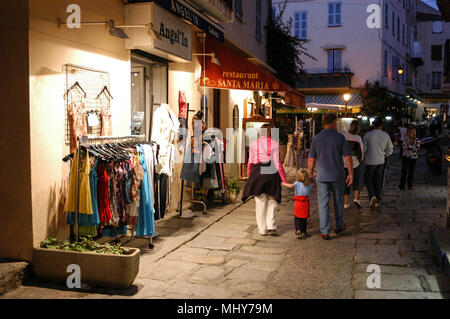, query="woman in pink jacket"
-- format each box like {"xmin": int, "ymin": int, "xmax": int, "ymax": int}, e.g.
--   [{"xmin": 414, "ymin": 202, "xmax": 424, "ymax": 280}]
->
[{"xmin": 242, "ymin": 124, "xmax": 287, "ymax": 236}]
